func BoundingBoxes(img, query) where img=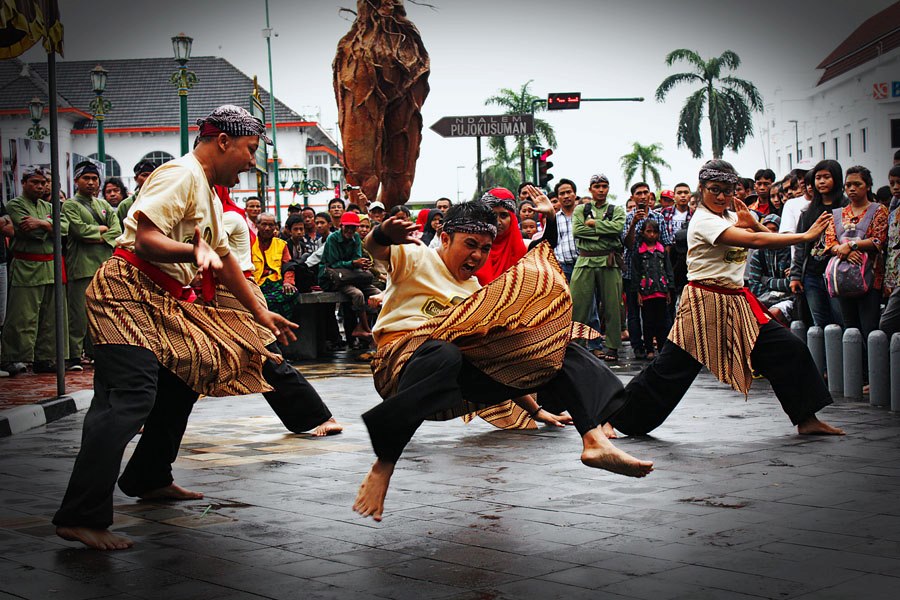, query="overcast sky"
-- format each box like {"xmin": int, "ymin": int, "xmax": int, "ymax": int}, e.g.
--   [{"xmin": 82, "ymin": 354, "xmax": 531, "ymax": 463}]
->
[{"xmin": 28, "ymin": 0, "xmax": 895, "ymax": 203}]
